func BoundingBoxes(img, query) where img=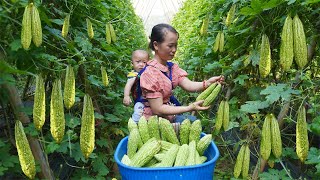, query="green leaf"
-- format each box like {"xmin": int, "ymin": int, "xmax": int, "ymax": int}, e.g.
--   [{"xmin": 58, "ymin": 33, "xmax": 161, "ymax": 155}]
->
[
  {"xmin": 38, "ymin": 9, "xmax": 52, "ymax": 26},
  {"xmin": 97, "ymin": 166, "xmax": 109, "ymax": 177},
  {"xmin": 240, "ymin": 0, "xmax": 265, "ymax": 15},
  {"xmin": 279, "ymin": 88, "xmax": 300, "ymax": 101},
  {"xmin": 66, "ymin": 114, "xmax": 81, "ymax": 129},
  {"xmin": 240, "ymin": 7, "xmax": 256, "ymax": 16},
  {"xmin": 46, "ymin": 142, "xmax": 60, "ymax": 154},
  {"xmin": 226, "ymin": 121, "xmax": 239, "ymax": 131},
  {"xmin": 104, "ymin": 113, "xmax": 121, "ymax": 122},
  {"xmin": 10, "ymin": 39, "xmax": 22, "ymax": 51},
  {"xmin": 260, "ymin": 84, "xmax": 300, "ymax": 103},
  {"xmin": 2, "ymin": 156, "xmax": 18, "ymax": 168},
  {"xmin": 250, "ymin": 49, "xmax": 260, "ymax": 66},
  {"xmin": 0, "ymin": 73, "xmax": 16, "ymax": 85},
  {"xmin": 96, "ymin": 139, "xmax": 108, "ymax": 148},
  {"xmin": 0, "ymin": 60, "xmax": 30, "ymax": 75},
  {"xmin": 259, "ymin": 169, "xmax": 291, "ymax": 180},
  {"xmin": 302, "ymin": 0, "xmax": 320, "ymax": 5},
  {"xmin": 203, "ymin": 62, "xmax": 222, "ymax": 73},
  {"xmin": 20, "ymin": 106, "xmax": 33, "ymax": 116},
  {"xmin": 310, "ymin": 116, "xmax": 320, "ymax": 135},
  {"xmin": 94, "ymin": 112, "xmax": 104, "ymax": 120},
  {"xmin": 282, "ymin": 147, "xmax": 298, "ymax": 159},
  {"xmin": 45, "ymin": 26, "xmax": 63, "ymax": 39},
  {"xmin": 262, "ymin": 0, "xmax": 283, "ymax": 10},
  {"xmin": 92, "ymin": 157, "xmax": 109, "ymax": 176},
  {"xmin": 286, "ymin": 0, "xmax": 296, "ymax": 5},
  {"xmin": 36, "ymin": 53, "xmax": 58, "ymax": 63},
  {"xmin": 0, "ymin": 139, "xmax": 4, "ymax": 147},
  {"xmin": 251, "ymin": 0, "xmax": 263, "ymax": 12},
  {"xmin": 240, "ymin": 101, "xmax": 269, "ymax": 113},
  {"xmin": 71, "ymin": 143, "xmax": 85, "ymax": 162},
  {"xmin": 234, "ymin": 75, "xmax": 249, "ymax": 85},
  {"xmin": 74, "ymin": 36, "xmax": 93, "ymax": 53},
  {"xmin": 263, "ymin": 90, "xmax": 281, "ymax": 104},
  {"xmin": 247, "ymin": 86, "xmax": 264, "ymax": 101},
  {"xmin": 1, "ymin": 152, "xmax": 19, "ymax": 166},
  {"xmin": 316, "ymin": 163, "xmax": 320, "ymax": 175},
  {"xmin": 231, "ymin": 58, "xmax": 243, "ymax": 71},
  {"xmin": 24, "ymin": 123, "xmax": 39, "ymax": 136},
  {"xmin": 0, "ymin": 139, "xmax": 19, "ymax": 175},
  {"xmin": 0, "ymin": 166, "xmax": 8, "ymax": 176},
  {"xmin": 305, "ymin": 147, "xmax": 320, "ymax": 164},
  {"xmin": 204, "ymin": 46, "xmax": 213, "ymax": 55},
  {"xmin": 50, "ymin": 18, "xmax": 64, "ymax": 25},
  {"xmin": 88, "ymin": 75, "xmax": 101, "ymax": 87},
  {"xmin": 56, "ymin": 139, "xmax": 70, "ymax": 154}
]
